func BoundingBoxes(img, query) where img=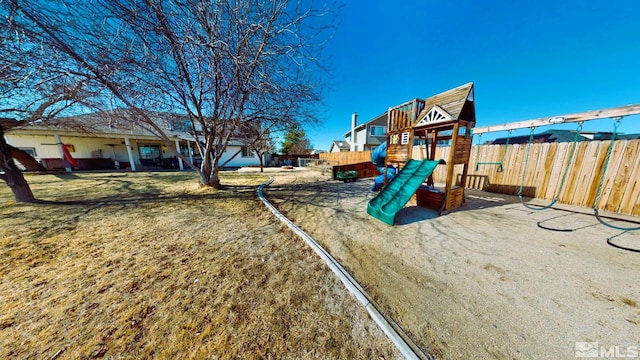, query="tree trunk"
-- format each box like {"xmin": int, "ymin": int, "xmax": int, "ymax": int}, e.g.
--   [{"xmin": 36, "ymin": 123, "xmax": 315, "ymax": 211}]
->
[
  {"xmin": 9, "ymin": 145, "xmax": 48, "ymax": 171},
  {"xmin": 207, "ymin": 162, "xmax": 222, "ymax": 188},
  {"xmin": 258, "ymin": 153, "xmax": 264, "ymax": 173},
  {"xmin": 203, "ymin": 177, "xmax": 221, "ymax": 188},
  {"xmin": 0, "ymin": 125, "xmax": 36, "ymax": 202},
  {"xmin": 199, "ymin": 155, "xmax": 222, "ymax": 189},
  {"xmin": 3, "ymin": 167, "xmax": 35, "ymax": 202},
  {"xmin": 200, "ymin": 172, "xmax": 221, "ymax": 188}
]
